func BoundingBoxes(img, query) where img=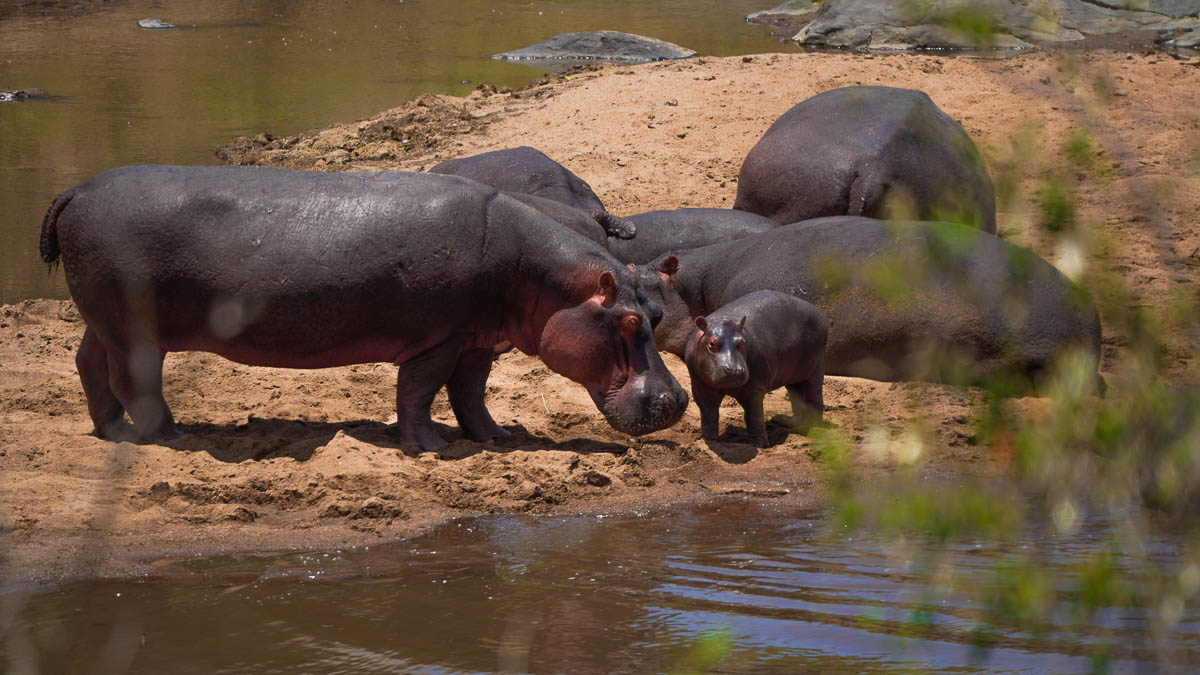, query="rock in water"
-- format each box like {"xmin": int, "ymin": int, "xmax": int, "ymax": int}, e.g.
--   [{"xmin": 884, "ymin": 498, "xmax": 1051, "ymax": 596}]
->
[
  {"xmin": 493, "ymin": 31, "xmax": 697, "ymax": 63},
  {"xmin": 138, "ymin": 18, "xmax": 176, "ymax": 30},
  {"xmin": 791, "ymin": 0, "xmax": 1200, "ymax": 50}
]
